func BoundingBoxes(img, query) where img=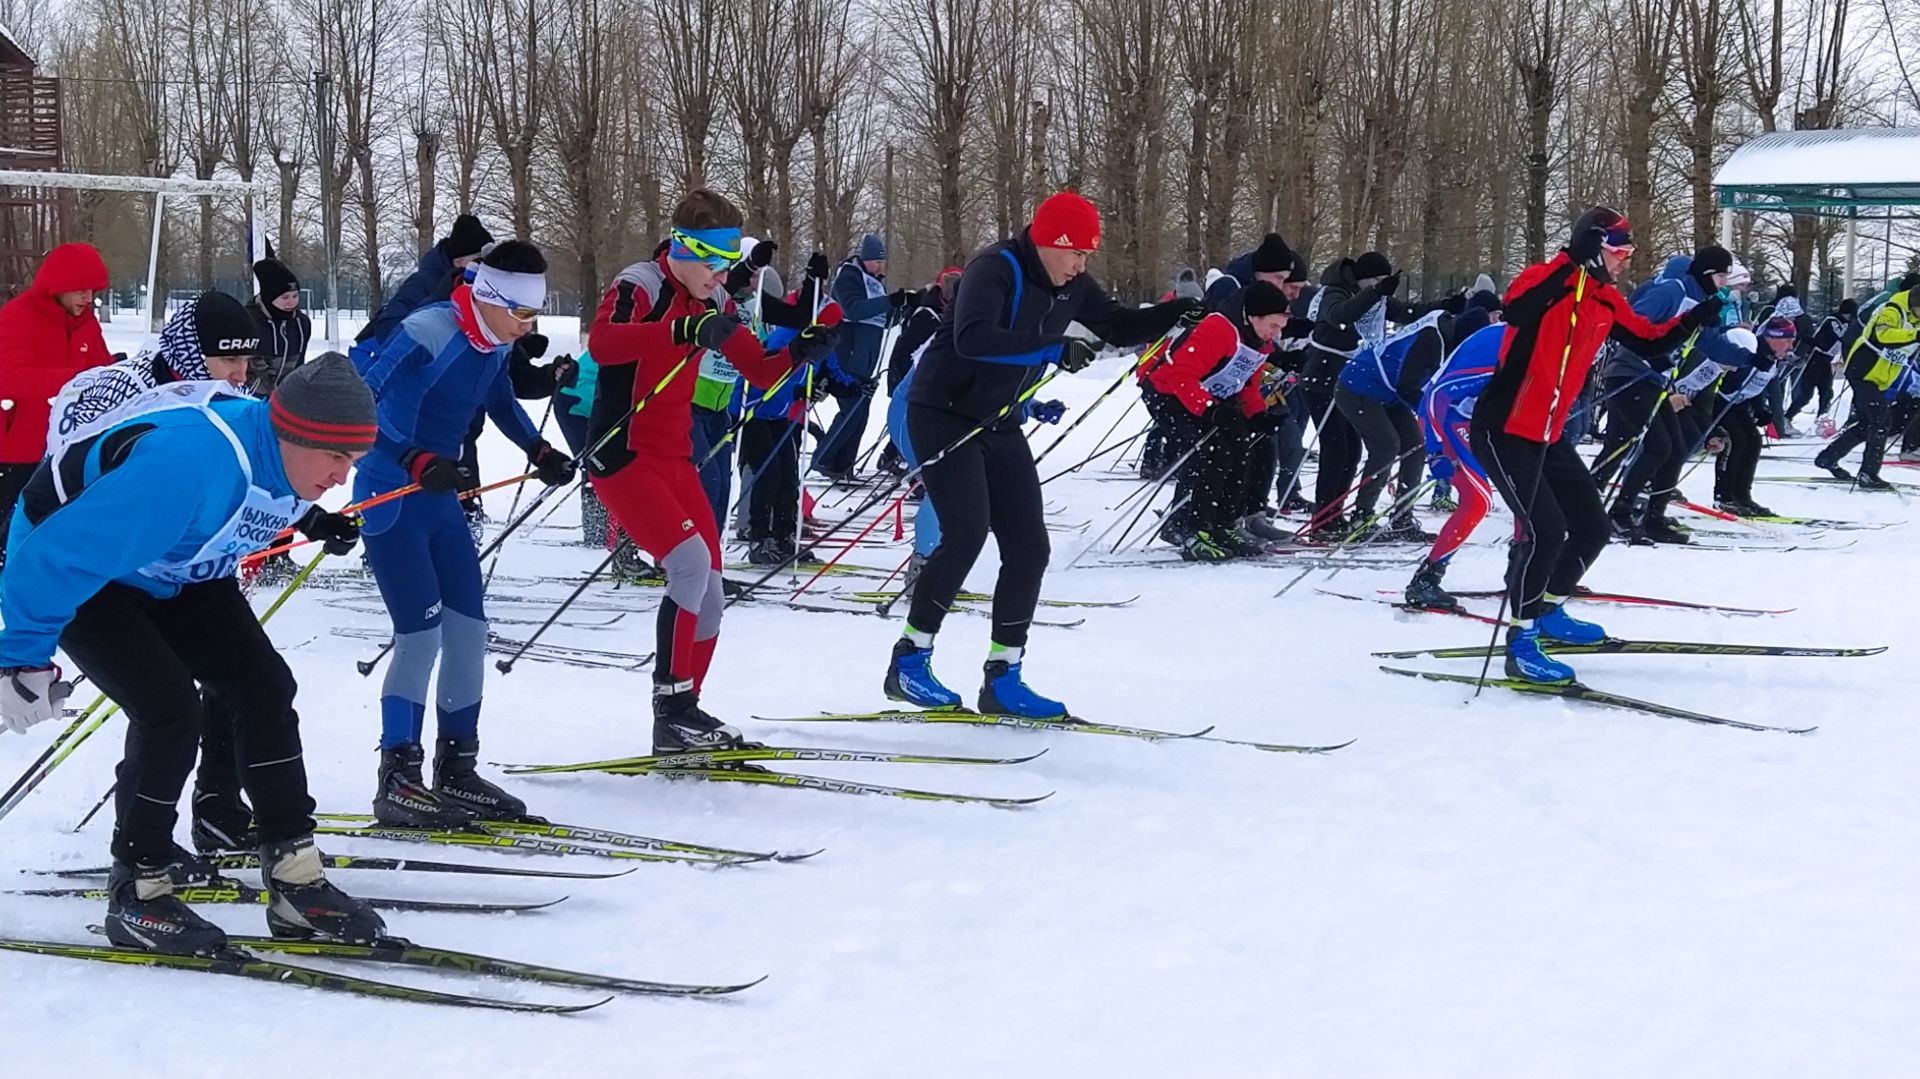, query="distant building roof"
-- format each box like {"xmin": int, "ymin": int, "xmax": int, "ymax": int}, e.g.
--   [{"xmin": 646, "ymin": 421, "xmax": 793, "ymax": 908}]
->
[
  {"xmin": 1715, "ymin": 129, "xmax": 1920, "ymax": 217},
  {"xmin": 0, "ymin": 21, "xmax": 29, "ymax": 67}
]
